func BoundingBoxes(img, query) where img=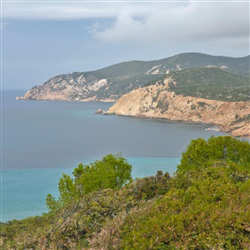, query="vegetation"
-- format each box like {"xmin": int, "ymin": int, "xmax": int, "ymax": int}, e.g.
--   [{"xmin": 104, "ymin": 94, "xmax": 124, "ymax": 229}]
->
[
  {"xmin": 168, "ymin": 67, "xmax": 250, "ymax": 101},
  {"xmin": 46, "ymin": 154, "xmax": 132, "ymax": 210},
  {"xmin": 178, "ymin": 136, "xmax": 250, "ymax": 173},
  {"xmin": 31, "ymin": 53, "xmax": 249, "ymax": 102},
  {"xmin": 94, "ymin": 52, "xmax": 250, "ymax": 80},
  {"xmin": 1, "ymin": 136, "xmax": 249, "ymax": 249},
  {"xmin": 120, "ymin": 136, "xmax": 250, "ymax": 249},
  {"xmin": 143, "ymin": 67, "xmax": 250, "ymax": 102}
]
